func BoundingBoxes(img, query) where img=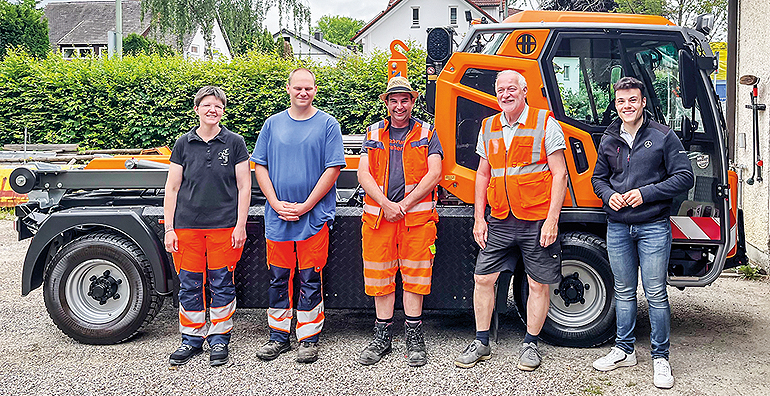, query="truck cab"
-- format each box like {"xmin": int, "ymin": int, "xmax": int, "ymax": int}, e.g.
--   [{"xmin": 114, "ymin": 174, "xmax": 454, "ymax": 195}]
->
[{"xmin": 426, "ymin": 10, "xmax": 744, "ymax": 344}]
